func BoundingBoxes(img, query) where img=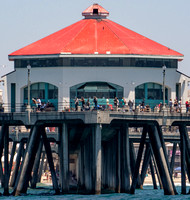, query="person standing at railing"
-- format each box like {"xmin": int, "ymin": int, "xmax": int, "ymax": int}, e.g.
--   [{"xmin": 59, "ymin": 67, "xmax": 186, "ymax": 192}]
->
[
  {"xmin": 93, "ymin": 96, "xmax": 98, "ymax": 110},
  {"xmin": 128, "ymin": 100, "xmax": 133, "ymax": 112},
  {"xmin": 178, "ymin": 99, "xmax": 181, "ymax": 113},
  {"xmin": 169, "ymin": 98, "xmax": 173, "ymax": 112},
  {"xmin": 37, "ymin": 97, "xmax": 41, "ymax": 111},
  {"xmin": 75, "ymin": 97, "xmax": 79, "ymax": 111},
  {"xmin": 173, "ymin": 99, "xmax": 178, "ymax": 112},
  {"xmin": 86, "ymin": 98, "xmax": 90, "ymax": 110},
  {"xmin": 186, "ymin": 100, "xmax": 189, "ymax": 113},
  {"xmin": 80, "ymin": 97, "xmax": 85, "ymax": 111},
  {"xmin": 114, "ymin": 97, "xmax": 119, "ymax": 111}
]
